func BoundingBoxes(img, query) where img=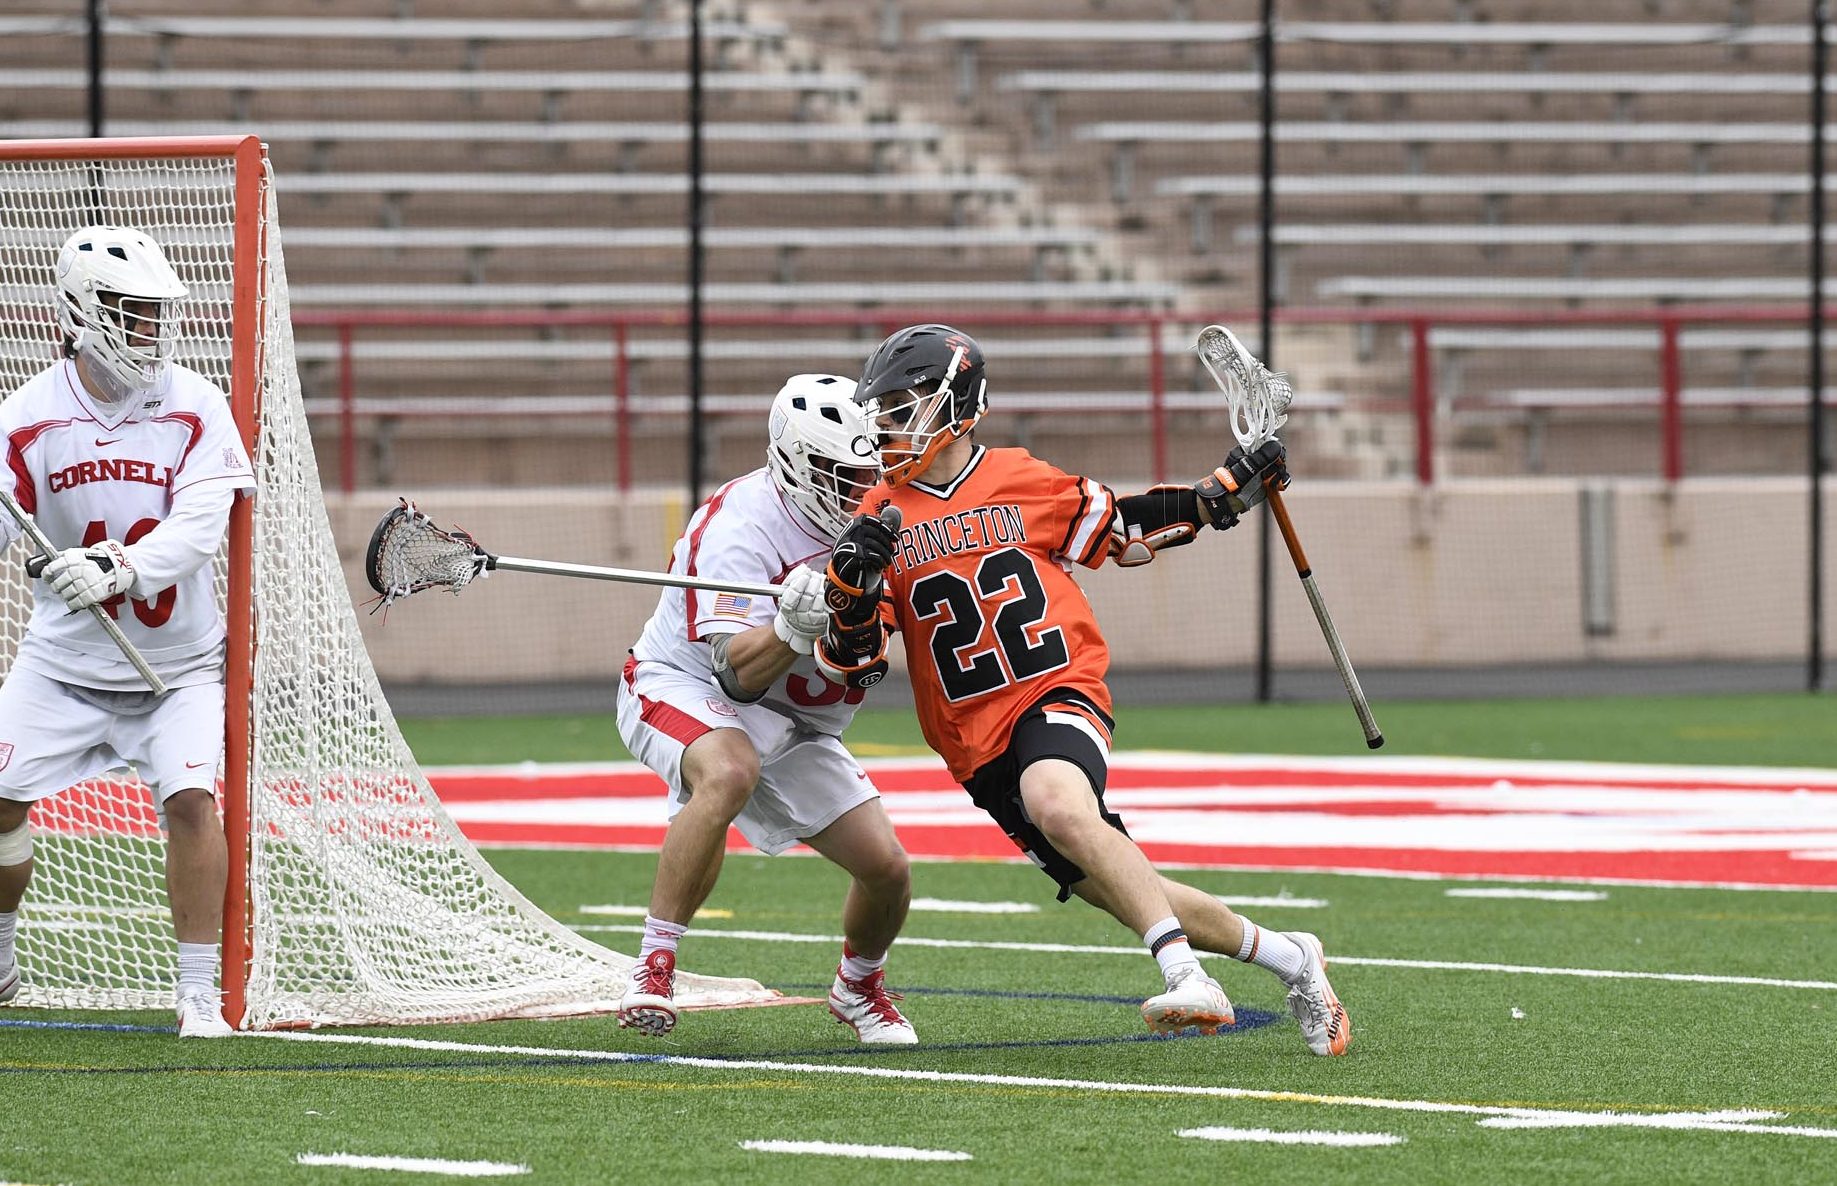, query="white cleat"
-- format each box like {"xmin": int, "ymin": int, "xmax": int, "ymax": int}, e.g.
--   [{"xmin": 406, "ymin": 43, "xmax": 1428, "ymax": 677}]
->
[
  {"xmin": 829, "ymin": 967, "xmax": 917, "ymax": 1045},
  {"xmin": 1141, "ymin": 967, "xmax": 1235, "ymax": 1034},
  {"xmin": 175, "ymin": 989, "xmax": 234, "ymax": 1038},
  {"xmin": 617, "ymin": 949, "xmax": 679, "ymax": 1038},
  {"xmin": 1285, "ymin": 931, "xmax": 1351, "ymax": 1056},
  {"xmin": 0, "ymin": 960, "xmax": 18, "ymax": 1005}
]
